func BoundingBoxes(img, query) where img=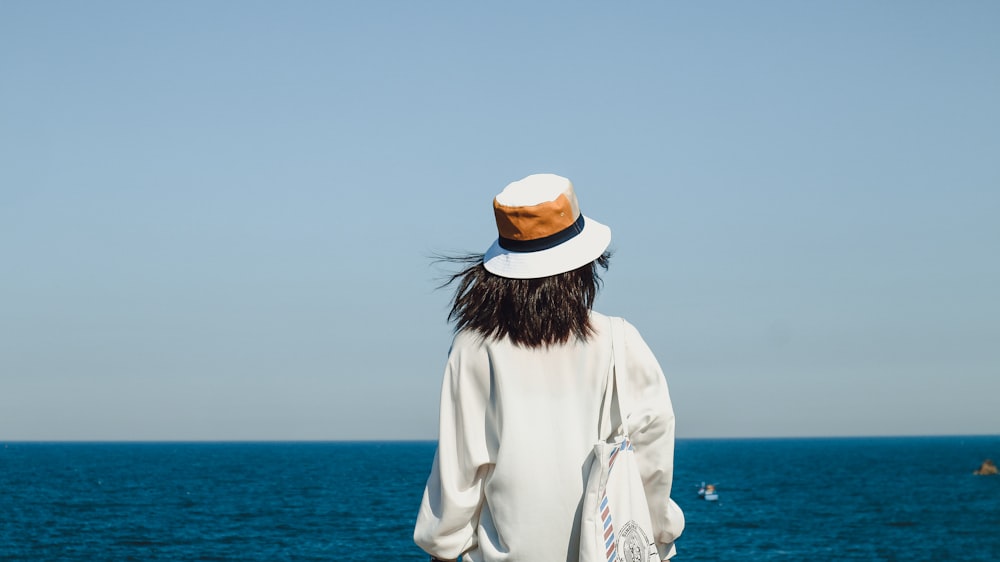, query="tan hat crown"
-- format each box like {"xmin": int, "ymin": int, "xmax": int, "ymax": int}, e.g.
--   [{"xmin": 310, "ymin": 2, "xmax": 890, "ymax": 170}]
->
[{"xmin": 492, "ymin": 174, "xmax": 584, "ymax": 250}]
